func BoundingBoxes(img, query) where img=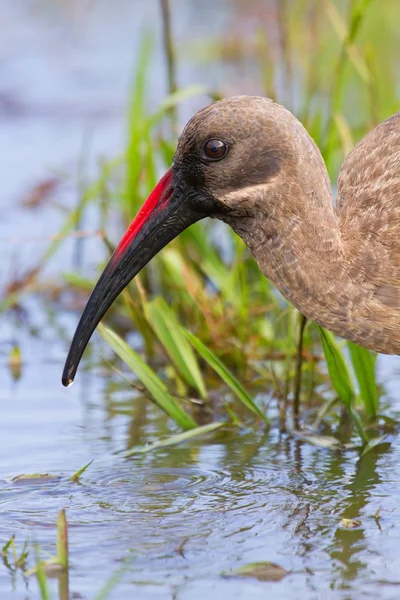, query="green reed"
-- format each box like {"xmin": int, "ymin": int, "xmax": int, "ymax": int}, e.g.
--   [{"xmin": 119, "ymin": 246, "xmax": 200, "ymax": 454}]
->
[{"xmin": 6, "ymin": 0, "xmax": 397, "ymax": 446}]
